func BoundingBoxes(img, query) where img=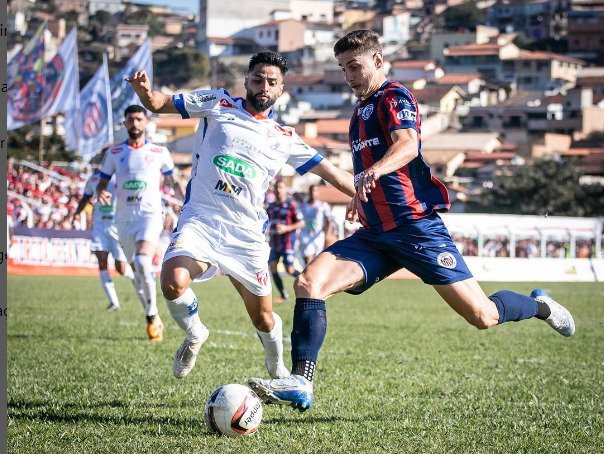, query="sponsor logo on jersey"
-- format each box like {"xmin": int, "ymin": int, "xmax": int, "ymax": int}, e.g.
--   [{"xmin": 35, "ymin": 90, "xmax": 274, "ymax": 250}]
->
[
  {"xmin": 99, "ymin": 205, "xmax": 114, "ymax": 213},
  {"xmin": 360, "ymin": 104, "xmax": 374, "ymax": 120},
  {"xmin": 255, "ymin": 270, "xmax": 269, "ymax": 286},
  {"xmin": 274, "ymin": 124, "xmax": 293, "ymax": 136},
  {"xmin": 123, "ymin": 179, "xmax": 147, "ymax": 190},
  {"xmin": 212, "ymin": 154, "xmax": 257, "ymax": 179},
  {"xmin": 126, "ymin": 195, "xmax": 142, "ymax": 203},
  {"xmin": 436, "ymin": 252, "xmax": 457, "ymax": 269},
  {"xmin": 111, "ymin": 147, "xmax": 123, "ymax": 154},
  {"xmin": 351, "ymin": 137, "xmax": 380, "ymax": 152},
  {"xmin": 219, "ymin": 98, "xmax": 235, "ymax": 108},
  {"xmin": 214, "ymin": 179, "xmax": 243, "ymax": 195},
  {"xmin": 192, "ymin": 93, "xmax": 216, "ymax": 106},
  {"xmin": 396, "ymin": 109, "xmax": 416, "ymax": 122}
]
